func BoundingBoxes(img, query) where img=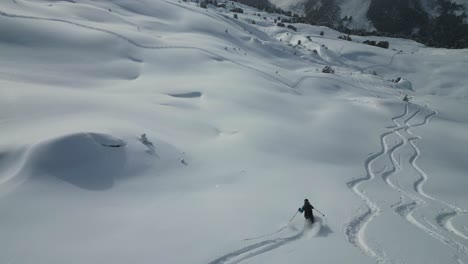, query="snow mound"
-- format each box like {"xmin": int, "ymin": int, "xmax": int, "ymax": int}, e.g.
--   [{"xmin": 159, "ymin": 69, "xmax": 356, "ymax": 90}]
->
[
  {"xmin": 0, "ymin": 148, "xmax": 28, "ymax": 189},
  {"xmin": 29, "ymin": 133, "xmax": 127, "ymax": 190},
  {"xmin": 24, "ymin": 132, "xmax": 187, "ymax": 190},
  {"xmin": 397, "ymin": 78, "xmax": 414, "ymax": 91}
]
